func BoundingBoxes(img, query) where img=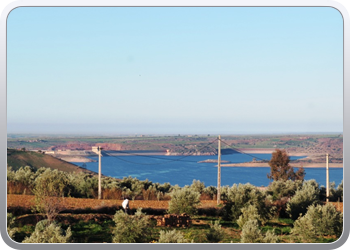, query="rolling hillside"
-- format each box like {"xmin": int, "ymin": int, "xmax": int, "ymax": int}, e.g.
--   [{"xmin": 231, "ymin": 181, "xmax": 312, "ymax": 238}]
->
[{"xmin": 7, "ymin": 148, "xmax": 96, "ymax": 174}]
